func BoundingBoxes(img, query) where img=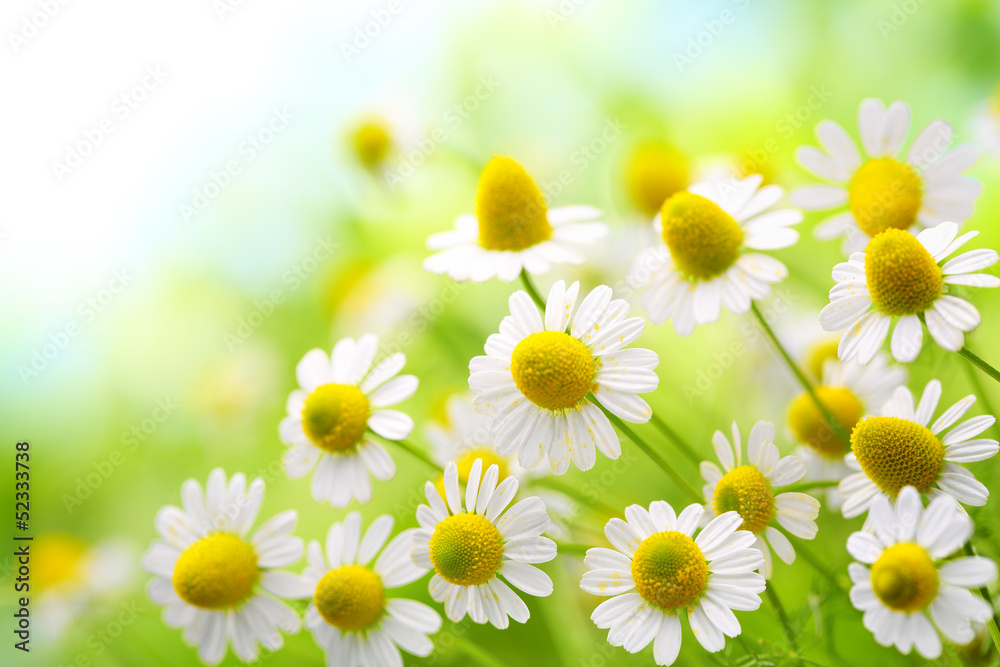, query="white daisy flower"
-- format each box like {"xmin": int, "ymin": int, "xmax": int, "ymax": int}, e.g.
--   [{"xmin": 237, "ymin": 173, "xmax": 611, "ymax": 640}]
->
[
  {"xmin": 299, "ymin": 512, "xmax": 441, "ymax": 667},
  {"xmin": 846, "ymin": 486, "xmax": 997, "ymax": 659},
  {"xmin": 423, "ymin": 156, "xmax": 607, "ymax": 283},
  {"xmin": 425, "ymin": 393, "xmax": 524, "ymax": 484},
  {"xmin": 791, "ymin": 98, "xmax": 981, "ymax": 253},
  {"xmin": 142, "ymin": 469, "xmax": 309, "ymax": 664},
  {"xmin": 469, "ymin": 279, "xmax": 659, "ymax": 474},
  {"xmin": 700, "ymin": 421, "xmax": 820, "ymax": 579},
  {"xmin": 580, "ymin": 501, "xmax": 765, "ymax": 666},
  {"xmin": 412, "ymin": 459, "xmax": 557, "ymax": 627},
  {"xmin": 627, "ymin": 174, "xmax": 802, "ymax": 336},
  {"xmin": 623, "ymin": 141, "xmax": 690, "ymax": 219},
  {"xmin": 787, "ymin": 354, "xmax": 906, "ymax": 508},
  {"xmin": 818, "ymin": 221, "xmax": 1000, "ymax": 365},
  {"xmin": 280, "ymin": 334, "xmax": 417, "ymax": 507},
  {"xmin": 839, "ymin": 379, "xmax": 999, "ymax": 519}
]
